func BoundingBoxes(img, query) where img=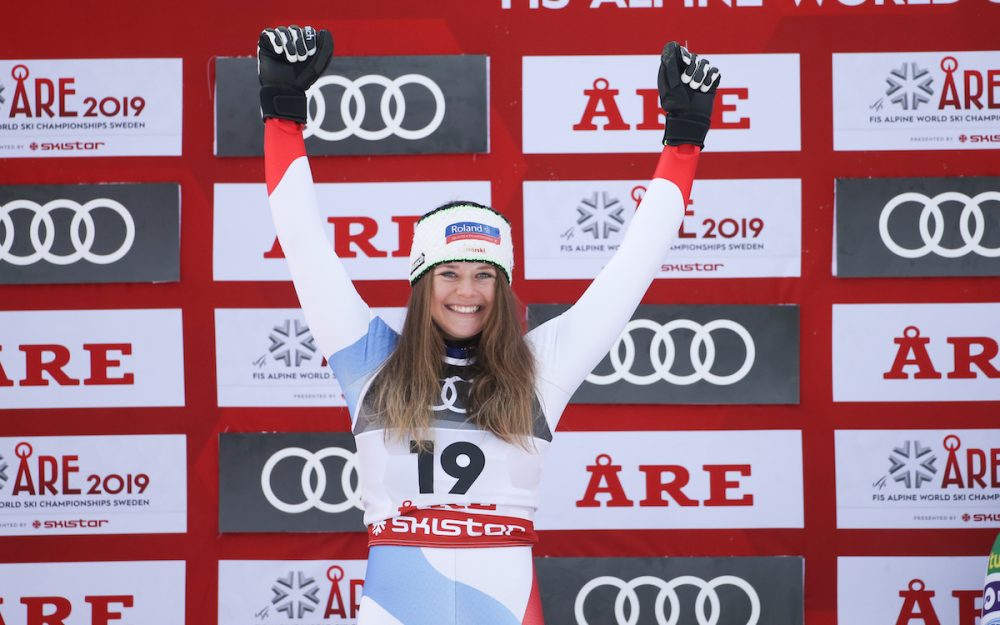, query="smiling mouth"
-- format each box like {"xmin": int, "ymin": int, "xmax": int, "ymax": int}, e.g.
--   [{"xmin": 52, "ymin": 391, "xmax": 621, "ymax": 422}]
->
[{"xmin": 447, "ymin": 305, "xmax": 482, "ymax": 314}]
